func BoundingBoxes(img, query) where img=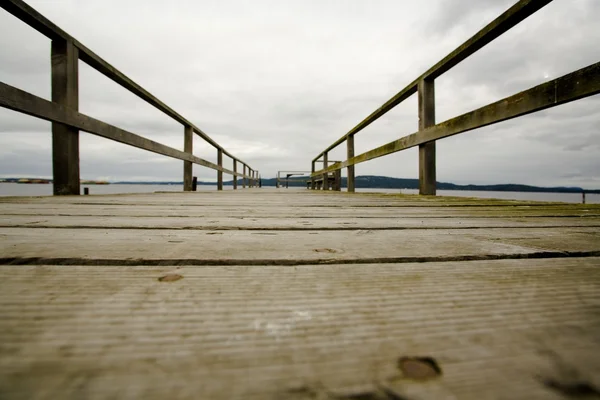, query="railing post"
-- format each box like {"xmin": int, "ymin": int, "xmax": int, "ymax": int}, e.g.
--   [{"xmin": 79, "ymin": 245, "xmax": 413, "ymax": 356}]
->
[
  {"xmin": 243, "ymin": 165, "xmax": 247, "ymax": 188},
  {"xmin": 334, "ymin": 169, "xmax": 341, "ymax": 191},
  {"xmin": 183, "ymin": 125, "xmax": 193, "ymax": 191},
  {"xmin": 233, "ymin": 160, "xmax": 238, "ymax": 190},
  {"xmin": 322, "ymin": 153, "xmax": 328, "ymax": 191},
  {"xmin": 418, "ymin": 78, "xmax": 436, "ymax": 195},
  {"xmin": 217, "ymin": 149, "xmax": 223, "ymax": 191},
  {"xmin": 311, "ymin": 161, "xmax": 316, "ymax": 190},
  {"xmin": 51, "ymin": 39, "xmax": 80, "ymax": 195},
  {"xmin": 347, "ymin": 135, "xmax": 355, "ymax": 192},
  {"xmin": 249, "ymin": 169, "xmax": 253, "ymax": 188}
]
